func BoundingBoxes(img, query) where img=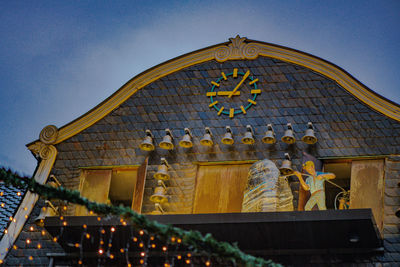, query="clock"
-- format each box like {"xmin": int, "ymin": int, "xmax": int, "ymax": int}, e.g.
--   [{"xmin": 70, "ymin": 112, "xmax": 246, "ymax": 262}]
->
[{"xmin": 207, "ymin": 68, "xmax": 260, "ymax": 118}]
